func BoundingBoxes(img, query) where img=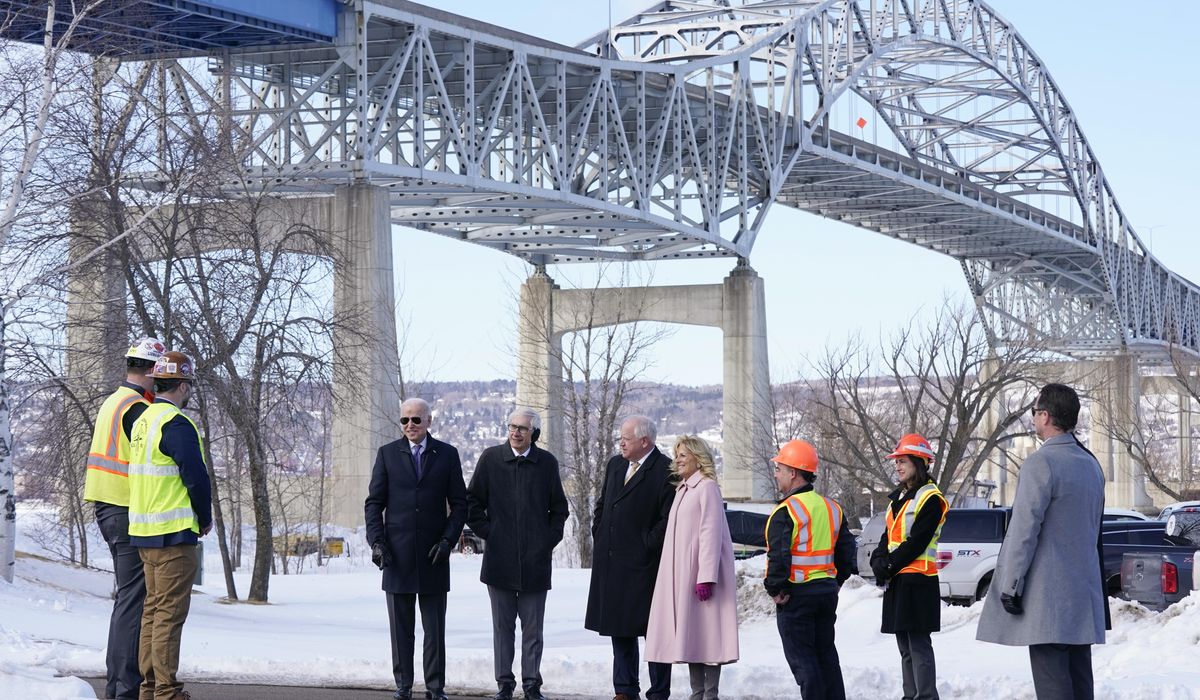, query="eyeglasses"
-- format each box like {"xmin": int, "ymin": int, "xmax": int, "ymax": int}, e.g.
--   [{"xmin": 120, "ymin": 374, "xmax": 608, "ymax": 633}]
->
[
  {"xmin": 1029, "ymin": 407, "xmax": 1045, "ymax": 418},
  {"xmin": 508, "ymin": 424, "xmax": 532, "ymax": 434},
  {"xmin": 400, "ymin": 416, "xmax": 423, "ymax": 425}
]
